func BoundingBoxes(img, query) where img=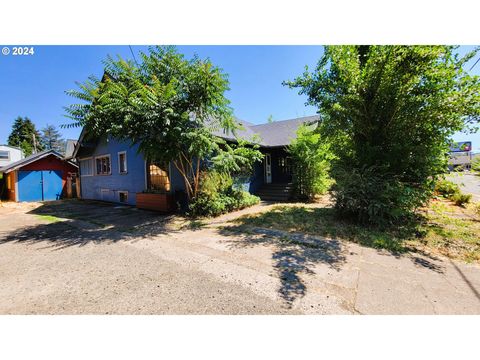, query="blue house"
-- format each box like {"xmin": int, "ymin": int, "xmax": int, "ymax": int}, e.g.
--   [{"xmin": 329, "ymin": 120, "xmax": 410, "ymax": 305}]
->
[{"xmin": 72, "ymin": 115, "xmax": 318, "ymax": 206}]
